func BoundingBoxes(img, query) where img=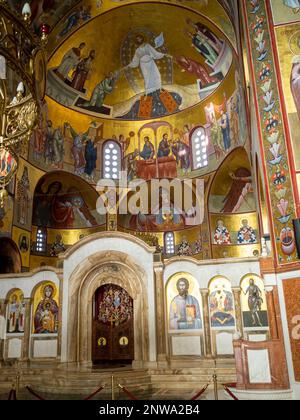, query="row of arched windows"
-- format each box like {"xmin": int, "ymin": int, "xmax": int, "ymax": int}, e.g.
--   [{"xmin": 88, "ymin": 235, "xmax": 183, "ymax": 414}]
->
[{"xmin": 101, "ymin": 126, "xmax": 208, "ymax": 180}]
